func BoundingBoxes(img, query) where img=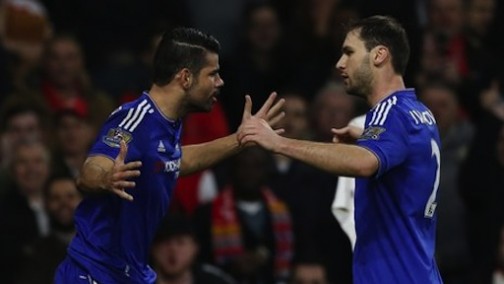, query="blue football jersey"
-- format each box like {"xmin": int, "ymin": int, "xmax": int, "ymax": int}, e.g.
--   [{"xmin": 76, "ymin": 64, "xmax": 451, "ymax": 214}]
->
[
  {"xmin": 67, "ymin": 92, "xmax": 182, "ymax": 283},
  {"xmin": 354, "ymin": 89, "xmax": 443, "ymax": 284}
]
